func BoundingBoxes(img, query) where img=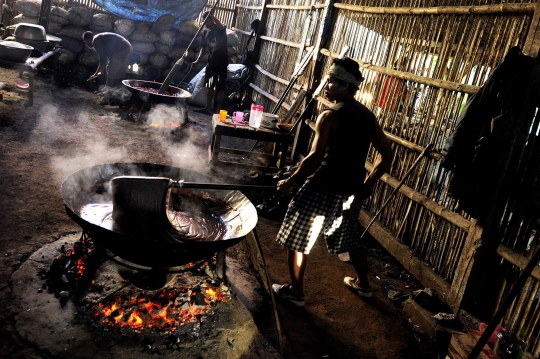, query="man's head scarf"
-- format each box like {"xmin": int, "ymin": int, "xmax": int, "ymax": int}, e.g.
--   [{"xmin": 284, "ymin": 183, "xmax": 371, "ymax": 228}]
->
[{"xmin": 328, "ymin": 64, "xmax": 364, "ymax": 87}]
